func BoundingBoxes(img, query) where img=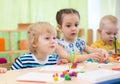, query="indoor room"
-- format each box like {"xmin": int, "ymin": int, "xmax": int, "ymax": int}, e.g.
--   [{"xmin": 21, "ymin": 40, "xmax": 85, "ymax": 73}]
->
[{"xmin": 0, "ymin": 0, "xmax": 120, "ymax": 84}]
